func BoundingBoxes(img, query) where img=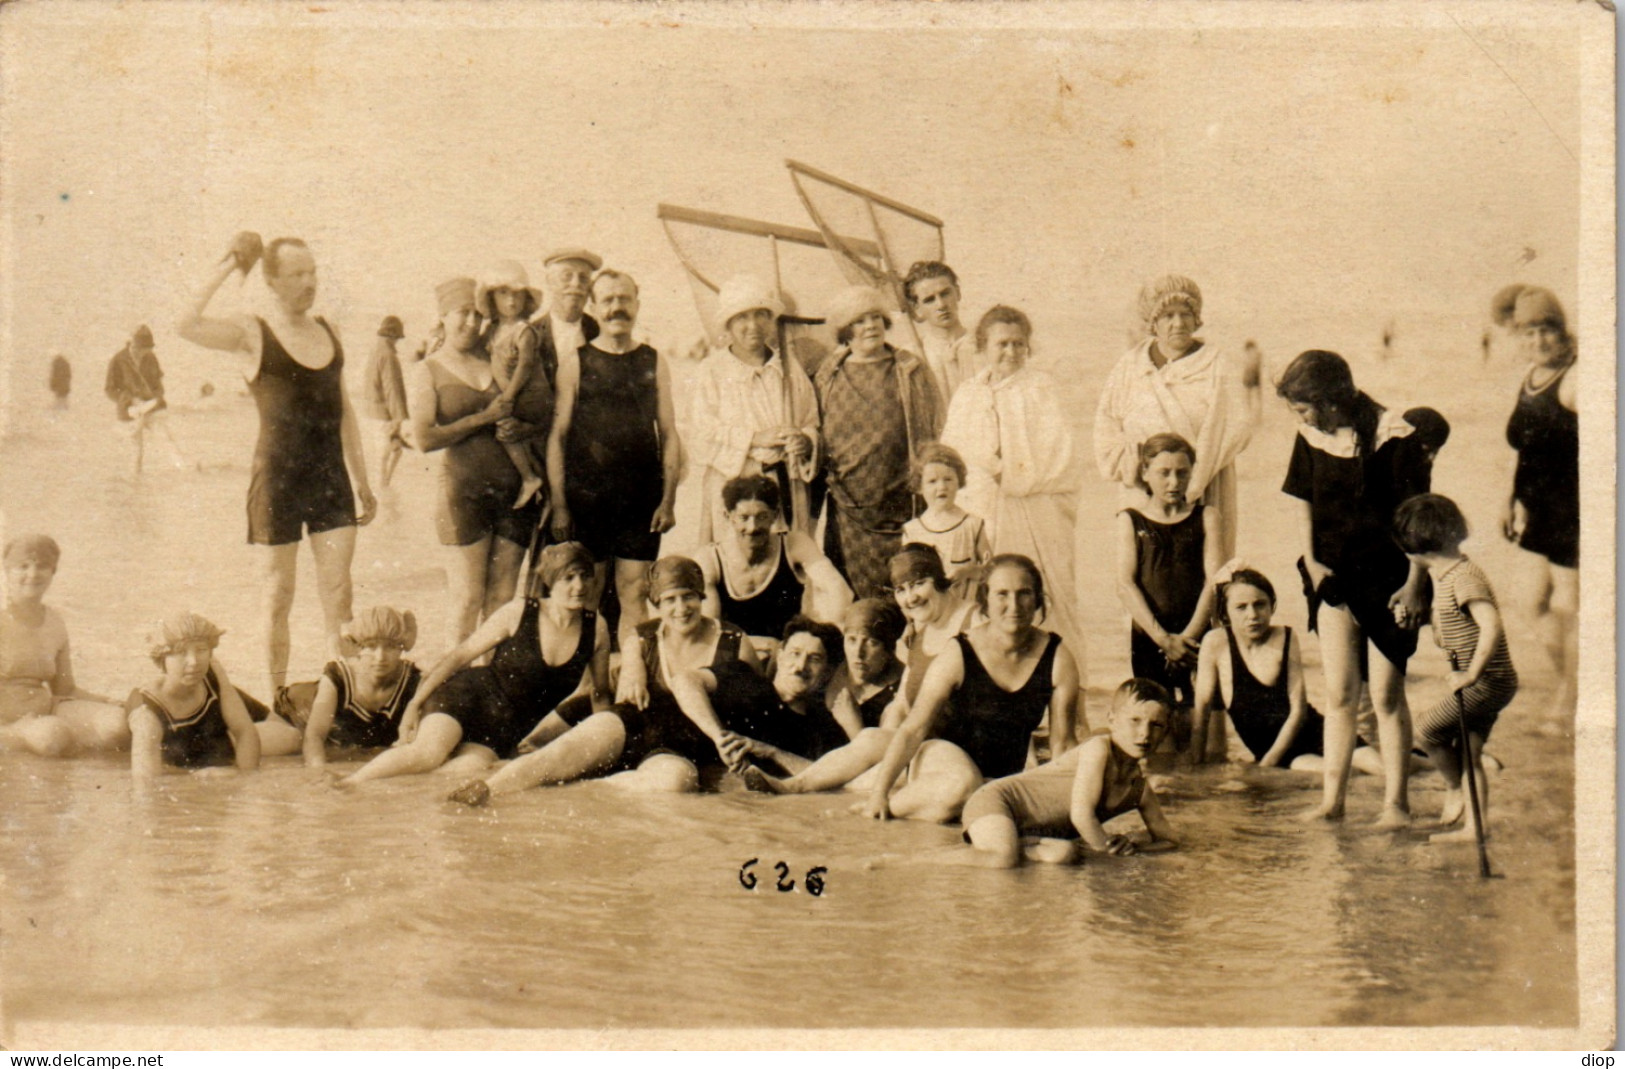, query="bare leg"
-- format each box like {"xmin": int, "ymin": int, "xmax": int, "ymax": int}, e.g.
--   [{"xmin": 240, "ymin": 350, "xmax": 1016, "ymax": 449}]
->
[
  {"xmin": 309, "ymin": 525, "xmax": 358, "ymax": 662},
  {"xmin": 472, "ymin": 713, "xmax": 627, "ymax": 798},
  {"xmin": 945, "ymin": 814, "xmax": 1023, "ymax": 868},
  {"xmin": 450, "ymin": 539, "xmax": 492, "ymax": 646},
  {"xmin": 263, "ymin": 543, "xmax": 300, "ymax": 696},
  {"xmin": 1546, "ymin": 564, "xmax": 1578, "ymax": 712},
  {"xmin": 1025, "ymin": 838, "xmax": 1082, "ymax": 864},
  {"xmin": 888, "ymin": 739, "xmax": 983, "ymax": 824},
  {"xmin": 605, "ymin": 753, "xmax": 701, "ymax": 793},
  {"xmin": 0, "ymin": 716, "xmax": 76, "ymax": 757},
  {"xmin": 55, "ymin": 699, "xmax": 132, "ymax": 752},
  {"xmin": 483, "ymin": 537, "xmax": 526, "ymax": 621},
  {"xmin": 439, "ymin": 744, "xmax": 499, "ymax": 777},
  {"xmin": 342, "ymin": 714, "xmax": 463, "ymax": 783},
  {"xmin": 1300, "ymin": 604, "xmax": 1360, "ymax": 822},
  {"xmin": 1431, "ymin": 732, "xmax": 1489, "ymax": 843},
  {"xmin": 1368, "ymin": 648, "xmax": 1413, "ymax": 829},
  {"xmin": 503, "ymin": 443, "xmax": 544, "ymax": 509},
  {"xmin": 614, "ymin": 558, "xmax": 652, "ymax": 655},
  {"xmin": 743, "ymin": 728, "xmax": 893, "ymax": 794}
]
